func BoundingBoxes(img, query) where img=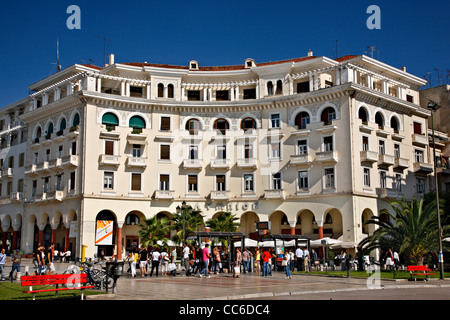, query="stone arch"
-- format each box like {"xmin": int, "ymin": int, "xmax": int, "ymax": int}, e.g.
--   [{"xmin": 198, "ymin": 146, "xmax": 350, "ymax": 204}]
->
[
  {"xmin": 321, "ymin": 208, "xmax": 343, "ymax": 239},
  {"xmin": 296, "ymin": 209, "xmax": 315, "ymax": 236},
  {"xmin": 269, "ymin": 210, "xmax": 289, "ymax": 234},
  {"xmin": 239, "ymin": 211, "xmax": 259, "ymax": 240},
  {"xmin": 361, "ymin": 208, "xmax": 376, "ymax": 236}
]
